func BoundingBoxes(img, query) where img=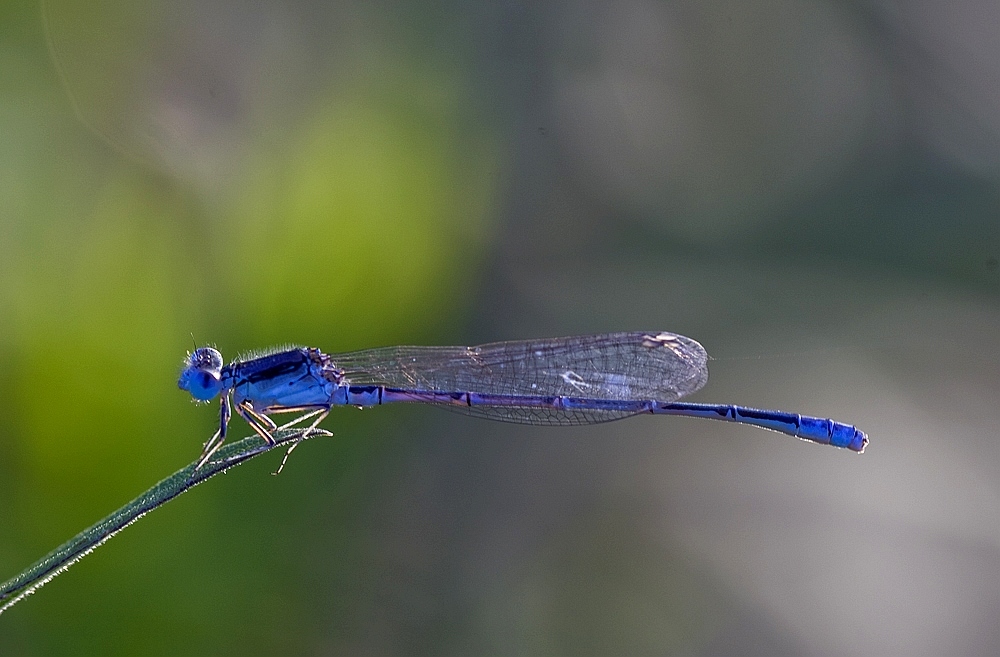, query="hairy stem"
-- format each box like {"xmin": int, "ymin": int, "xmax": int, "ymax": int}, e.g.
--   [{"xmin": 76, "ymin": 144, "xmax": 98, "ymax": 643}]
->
[{"xmin": 0, "ymin": 428, "xmax": 328, "ymax": 616}]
